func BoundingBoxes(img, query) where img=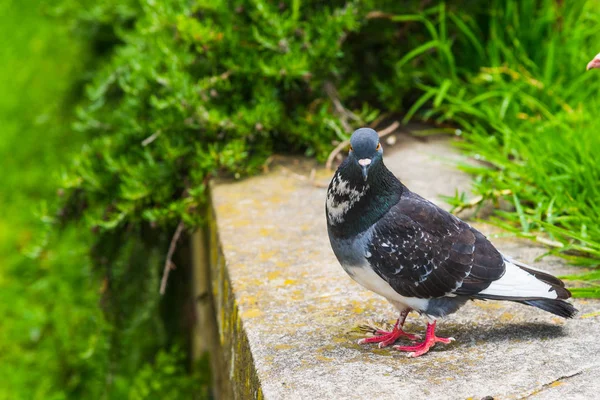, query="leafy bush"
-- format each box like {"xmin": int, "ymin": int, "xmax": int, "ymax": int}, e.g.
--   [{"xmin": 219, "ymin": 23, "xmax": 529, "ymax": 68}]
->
[
  {"xmin": 55, "ymin": 0, "xmax": 381, "ymax": 232},
  {"xmin": 56, "ymin": 0, "xmax": 600, "ymax": 280},
  {"xmin": 0, "ymin": 1, "xmax": 204, "ymax": 399},
  {"xmin": 129, "ymin": 349, "xmax": 210, "ymax": 400},
  {"xmin": 0, "ymin": 1, "xmax": 110, "ymax": 398}
]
